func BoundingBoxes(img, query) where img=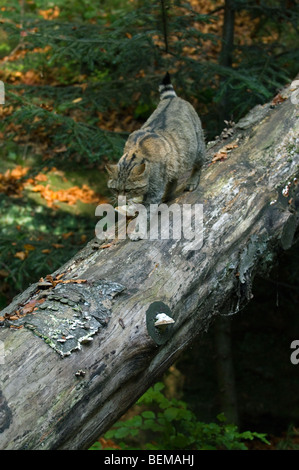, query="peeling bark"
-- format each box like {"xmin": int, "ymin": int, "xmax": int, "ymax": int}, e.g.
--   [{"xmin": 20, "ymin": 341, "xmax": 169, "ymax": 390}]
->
[{"xmin": 0, "ymin": 80, "xmax": 298, "ymax": 450}]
